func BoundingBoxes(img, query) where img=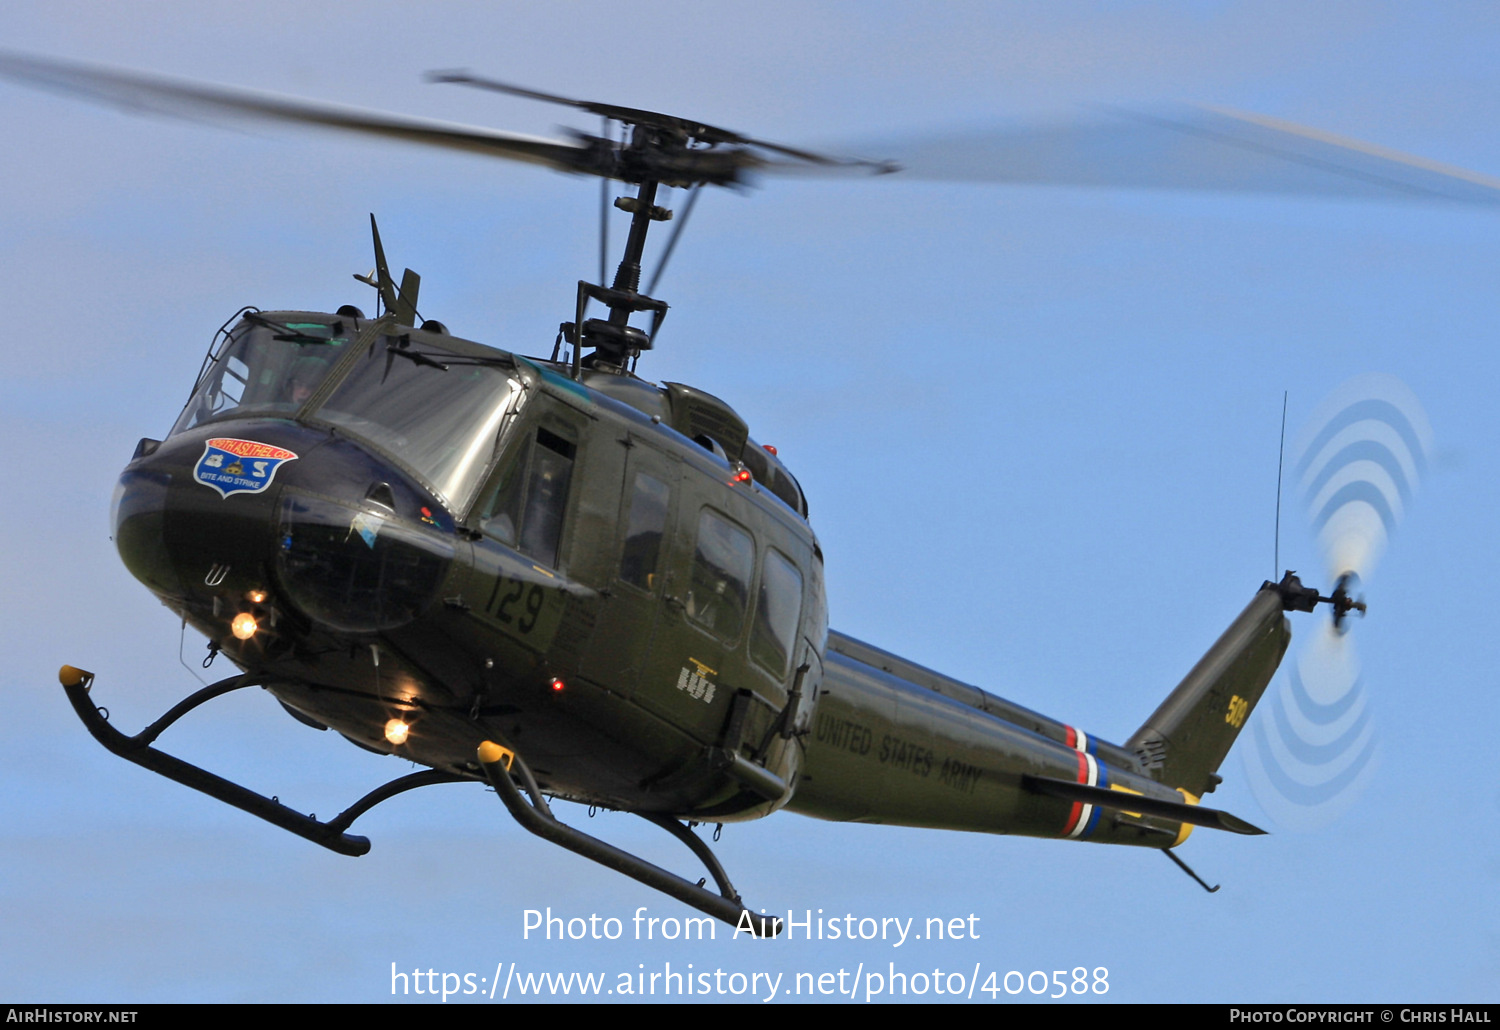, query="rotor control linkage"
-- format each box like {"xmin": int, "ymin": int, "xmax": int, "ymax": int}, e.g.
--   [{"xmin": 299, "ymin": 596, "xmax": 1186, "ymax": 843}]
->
[
  {"xmin": 474, "ymin": 740, "xmax": 781, "ymax": 937},
  {"xmin": 57, "ymin": 665, "xmax": 468, "ymax": 856},
  {"xmin": 1267, "ymin": 570, "xmax": 1368, "ymax": 628}
]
